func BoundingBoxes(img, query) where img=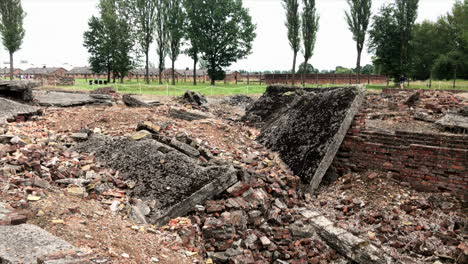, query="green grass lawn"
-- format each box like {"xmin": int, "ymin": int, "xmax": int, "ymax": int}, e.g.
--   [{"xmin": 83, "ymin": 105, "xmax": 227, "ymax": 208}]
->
[{"xmin": 40, "ymin": 78, "xmax": 468, "ymax": 96}]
